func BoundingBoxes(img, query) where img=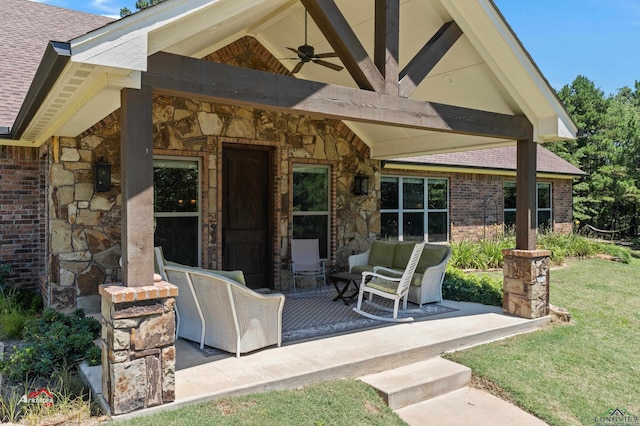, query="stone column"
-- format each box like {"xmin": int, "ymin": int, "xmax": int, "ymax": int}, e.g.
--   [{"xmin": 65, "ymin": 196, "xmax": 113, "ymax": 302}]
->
[
  {"xmin": 502, "ymin": 249, "xmax": 551, "ymax": 319},
  {"xmin": 99, "ymin": 277, "xmax": 178, "ymax": 415}
]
